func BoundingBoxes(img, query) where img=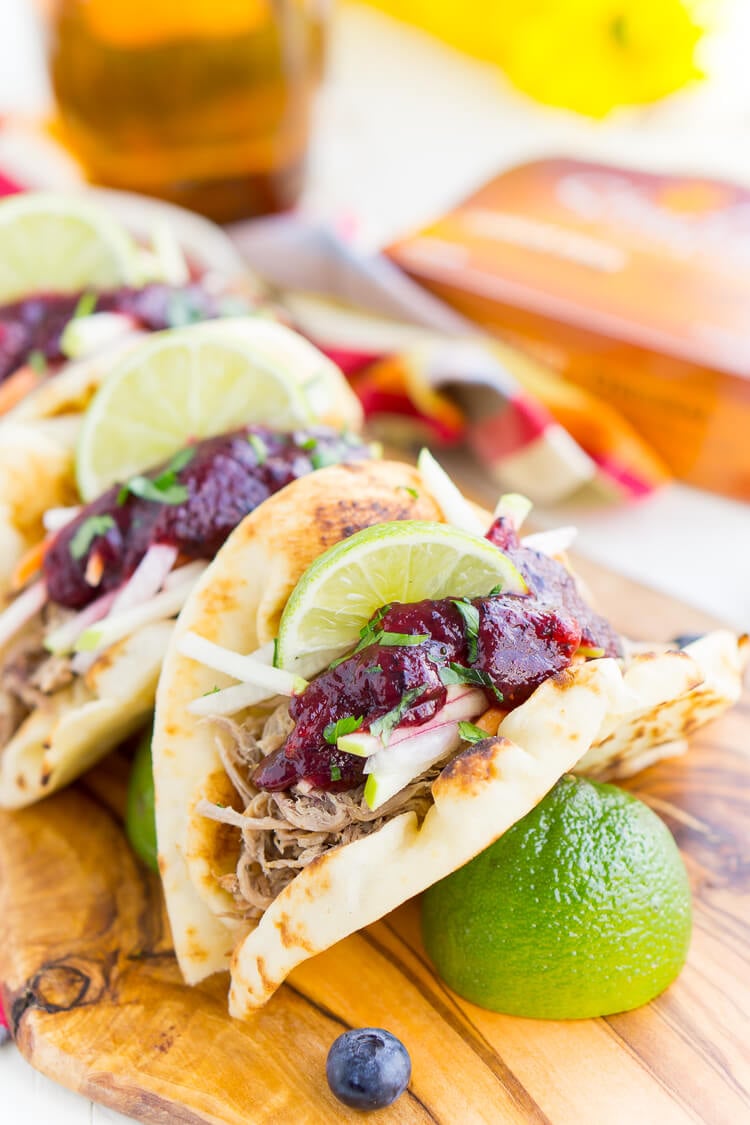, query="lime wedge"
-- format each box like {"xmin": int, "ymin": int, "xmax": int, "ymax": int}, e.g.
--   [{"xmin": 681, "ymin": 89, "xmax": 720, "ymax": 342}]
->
[
  {"xmin": 75, "ymin": 319, "xmax": 316, "ymax": 500},
  {"xmin": 276, "ymin": 521, "xmax": 527, "ymax": 677},
  {"xmin": 0, "ymin": 192, "xmax": 136, "ymax": 302}
]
